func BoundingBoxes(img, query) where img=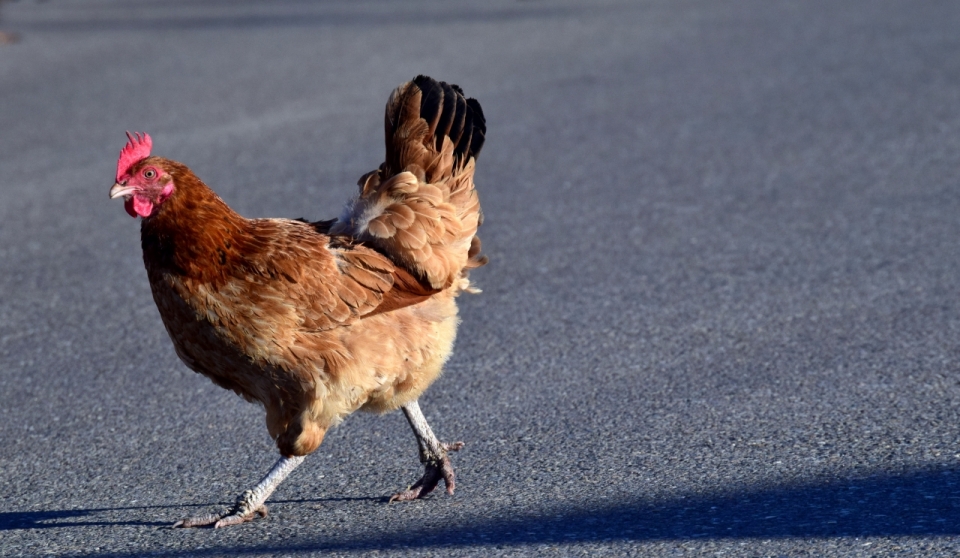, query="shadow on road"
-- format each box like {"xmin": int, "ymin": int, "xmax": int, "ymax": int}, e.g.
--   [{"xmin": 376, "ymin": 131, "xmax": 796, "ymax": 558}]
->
[
  {"xmin": 19, "ymin": 464, "xmax": 960, "ymax": 555},
  {"xmin": 0, "ymin": 507, "xmax": 175, "ymax": 530},
  {"xmin": 0, "ymin": 496, "xmax": 380, "ymax": 531}
]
